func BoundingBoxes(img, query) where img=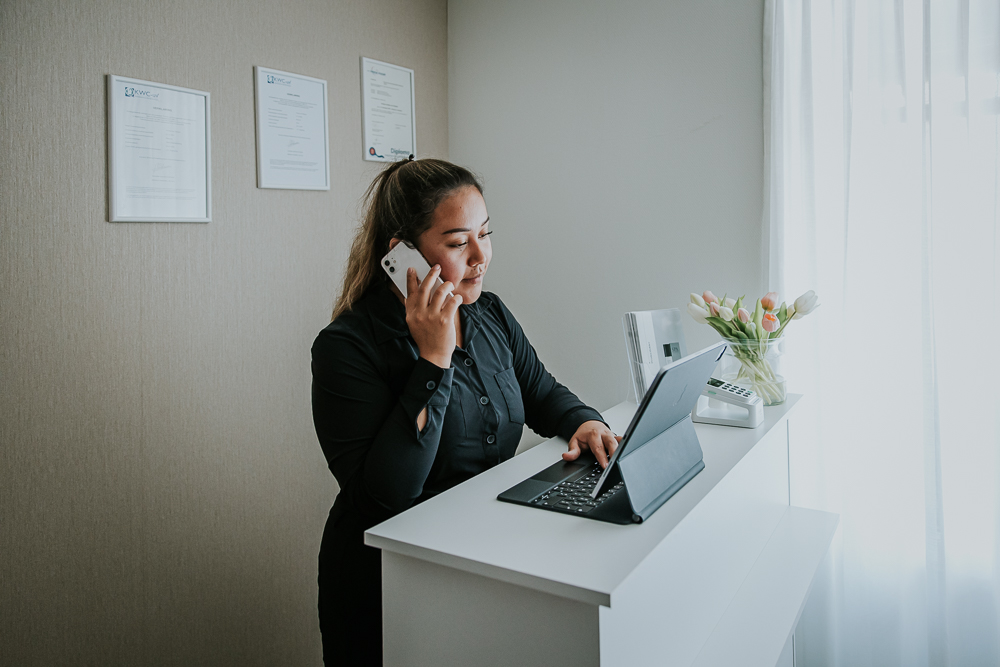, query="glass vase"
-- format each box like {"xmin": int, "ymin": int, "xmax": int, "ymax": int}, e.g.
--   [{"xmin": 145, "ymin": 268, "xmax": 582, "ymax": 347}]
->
[{"xmin": 720, "ymin": 336, "xmax": 786, "ymax": 406}]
